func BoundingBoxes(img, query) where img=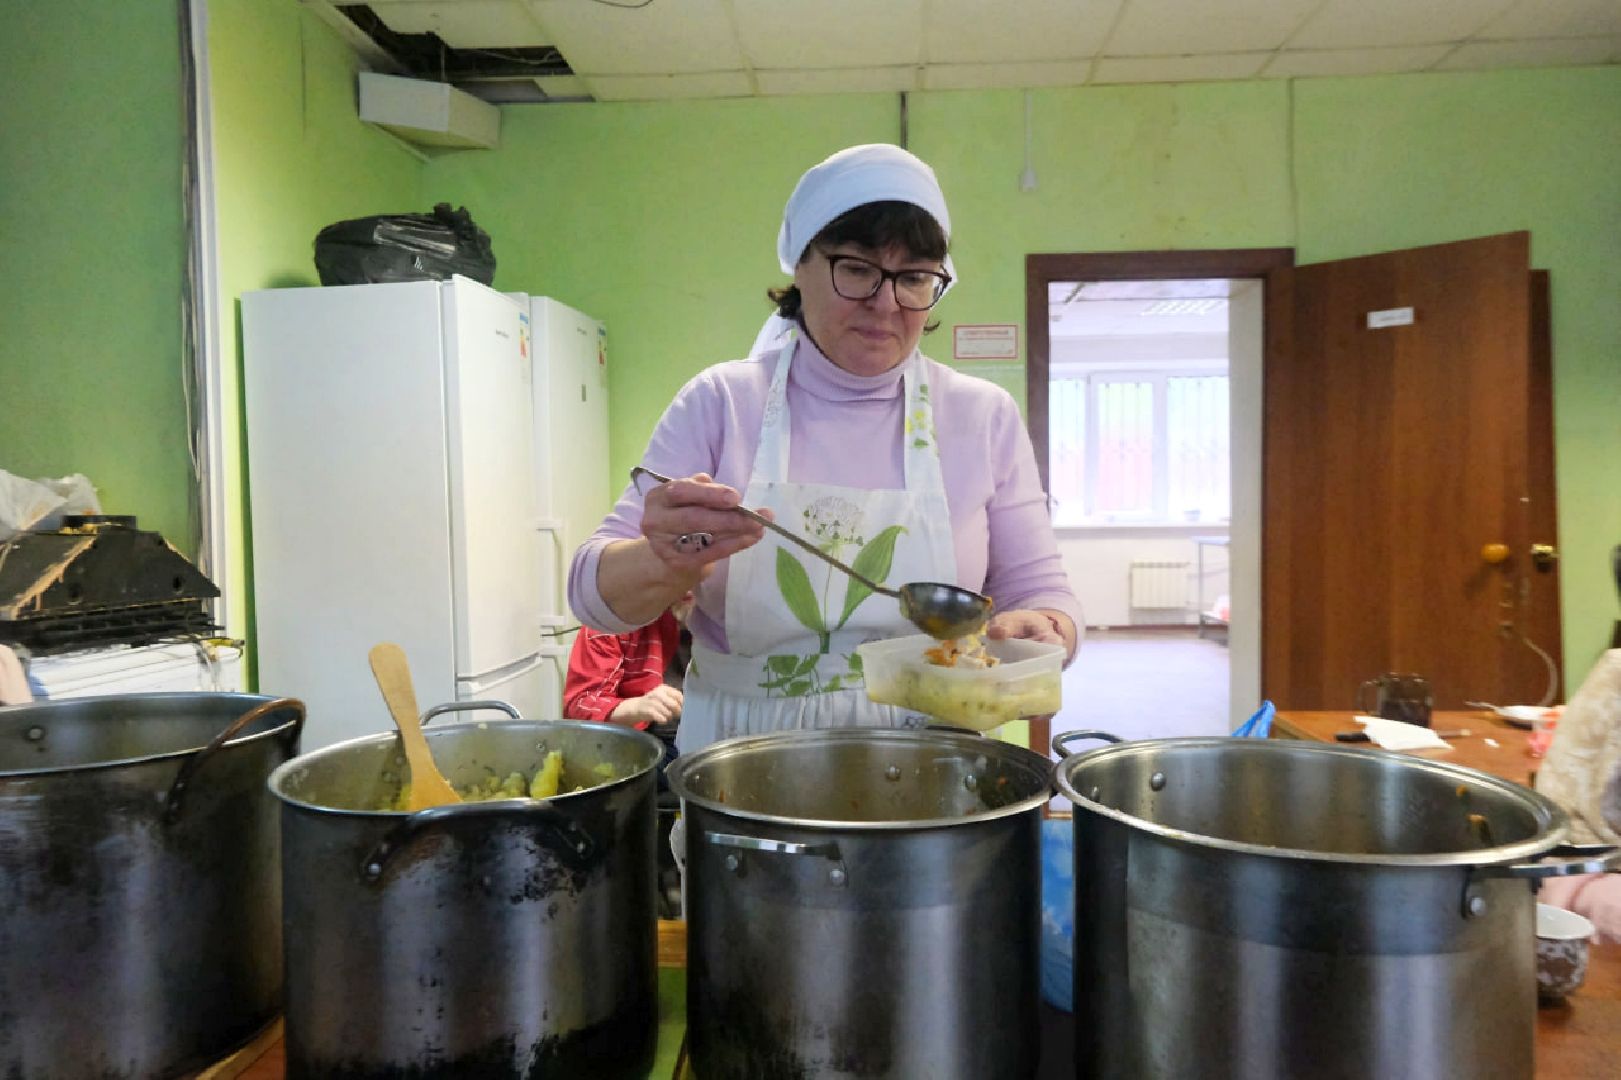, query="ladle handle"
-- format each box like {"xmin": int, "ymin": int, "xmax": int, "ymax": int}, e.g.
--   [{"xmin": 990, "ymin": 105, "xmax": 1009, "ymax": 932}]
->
[{"xmin": 632, "ymin": 466, "xmax": 896, "ymax": 597}]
